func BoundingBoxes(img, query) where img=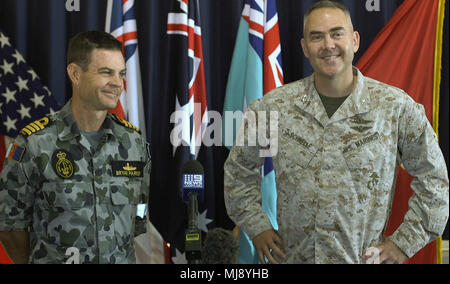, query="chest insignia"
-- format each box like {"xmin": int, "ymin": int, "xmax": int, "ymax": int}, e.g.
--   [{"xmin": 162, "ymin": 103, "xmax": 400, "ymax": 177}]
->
[
  {"xmin": 52, "ymin": 150, "xmax": 74, "ymax": 179},
  {"xmin": 111, "ymin": 161, "xmax": 145, "ymax": 177}
]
